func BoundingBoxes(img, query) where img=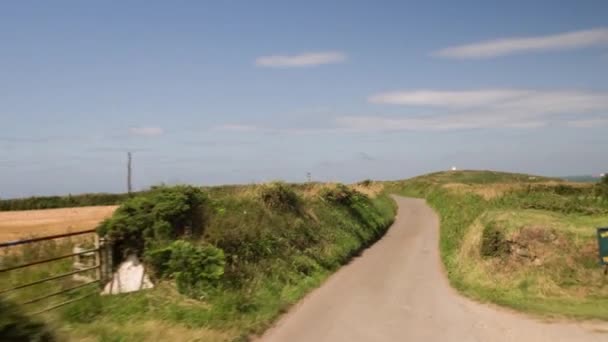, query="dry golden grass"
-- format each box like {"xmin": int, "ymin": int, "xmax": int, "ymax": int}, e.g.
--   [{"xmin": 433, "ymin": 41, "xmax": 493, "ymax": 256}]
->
[
  {"xmin": 458, "ymin": 209, "xmax": 608, "ymax": 300},
  {"xmin": 350, "ymin": 182, "xmax": 384, "ymax": 198},
  {"xmin": 0, "ymin": 206, "xmax": 117, "ymax": 242},
  {"xmin": 300, "ymin": 182, "xmax": 336, "ymax": 199}
]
